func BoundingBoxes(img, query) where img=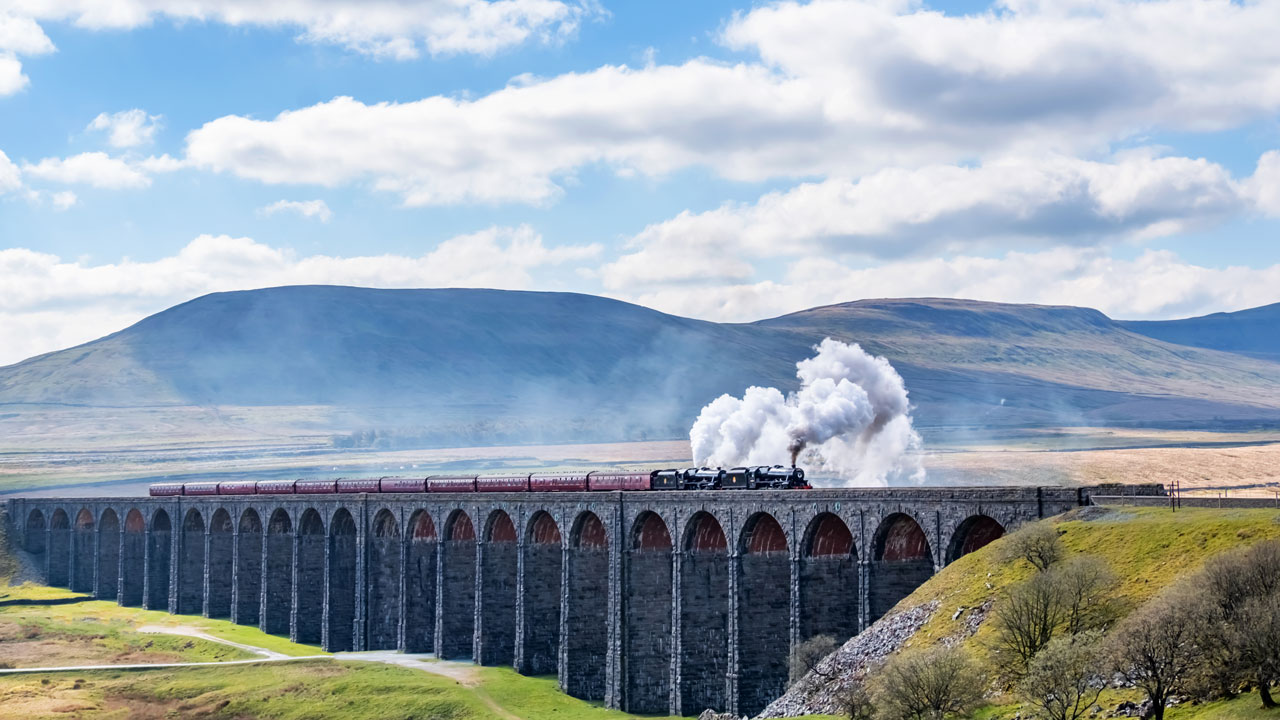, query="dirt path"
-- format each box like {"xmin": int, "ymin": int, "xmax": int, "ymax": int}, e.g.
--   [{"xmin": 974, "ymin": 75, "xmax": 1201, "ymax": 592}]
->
[{"xmin": 136, "ymin": 624, "xmax": 293, "ymax": 659}]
